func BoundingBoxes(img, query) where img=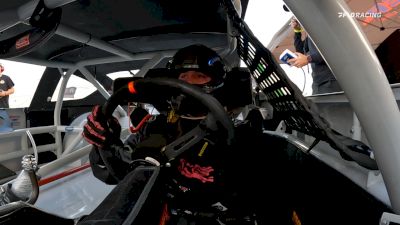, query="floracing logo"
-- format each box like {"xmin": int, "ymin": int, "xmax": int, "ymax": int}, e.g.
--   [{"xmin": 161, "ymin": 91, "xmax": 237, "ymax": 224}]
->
[{"xmin": 338, "ymin": 11, "xmax": 382, "ymax": 18}]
